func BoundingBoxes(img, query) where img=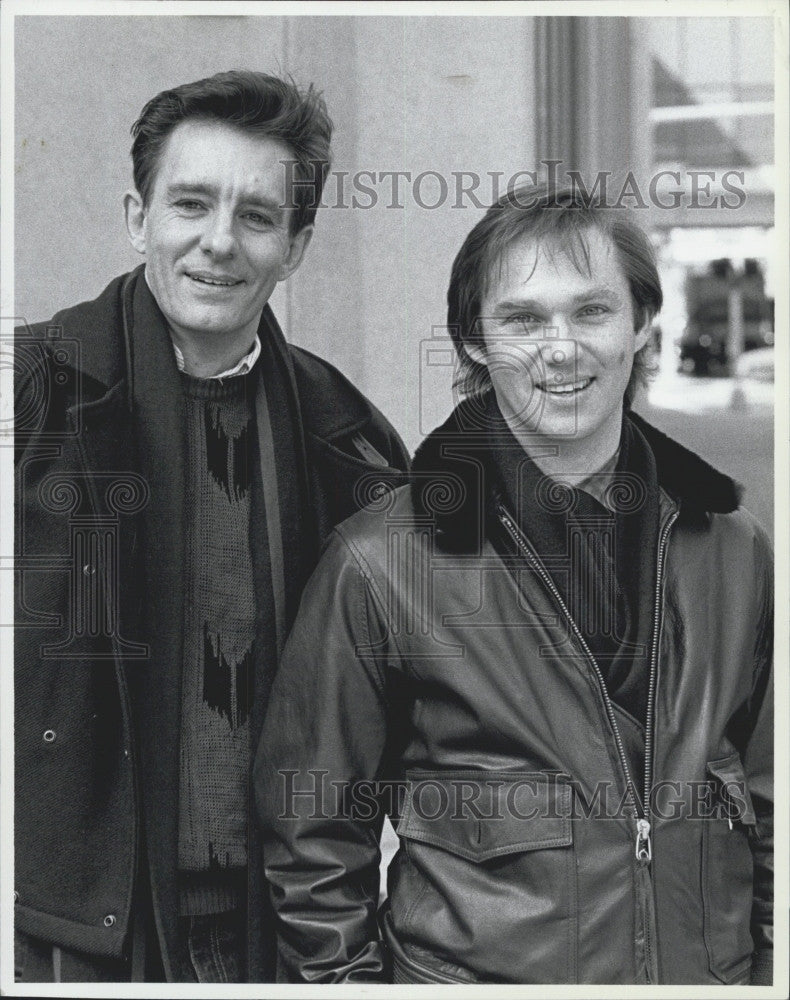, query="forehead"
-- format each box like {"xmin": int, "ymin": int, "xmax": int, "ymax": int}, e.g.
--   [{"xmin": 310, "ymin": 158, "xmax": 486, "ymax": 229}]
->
[
  {"xmin": 484, "ymin": 226, "xmax": 629, "ymax": 303},
  {"xmin": 150, "ymin": 119, "xmax": 295, "ymax": 199}
]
